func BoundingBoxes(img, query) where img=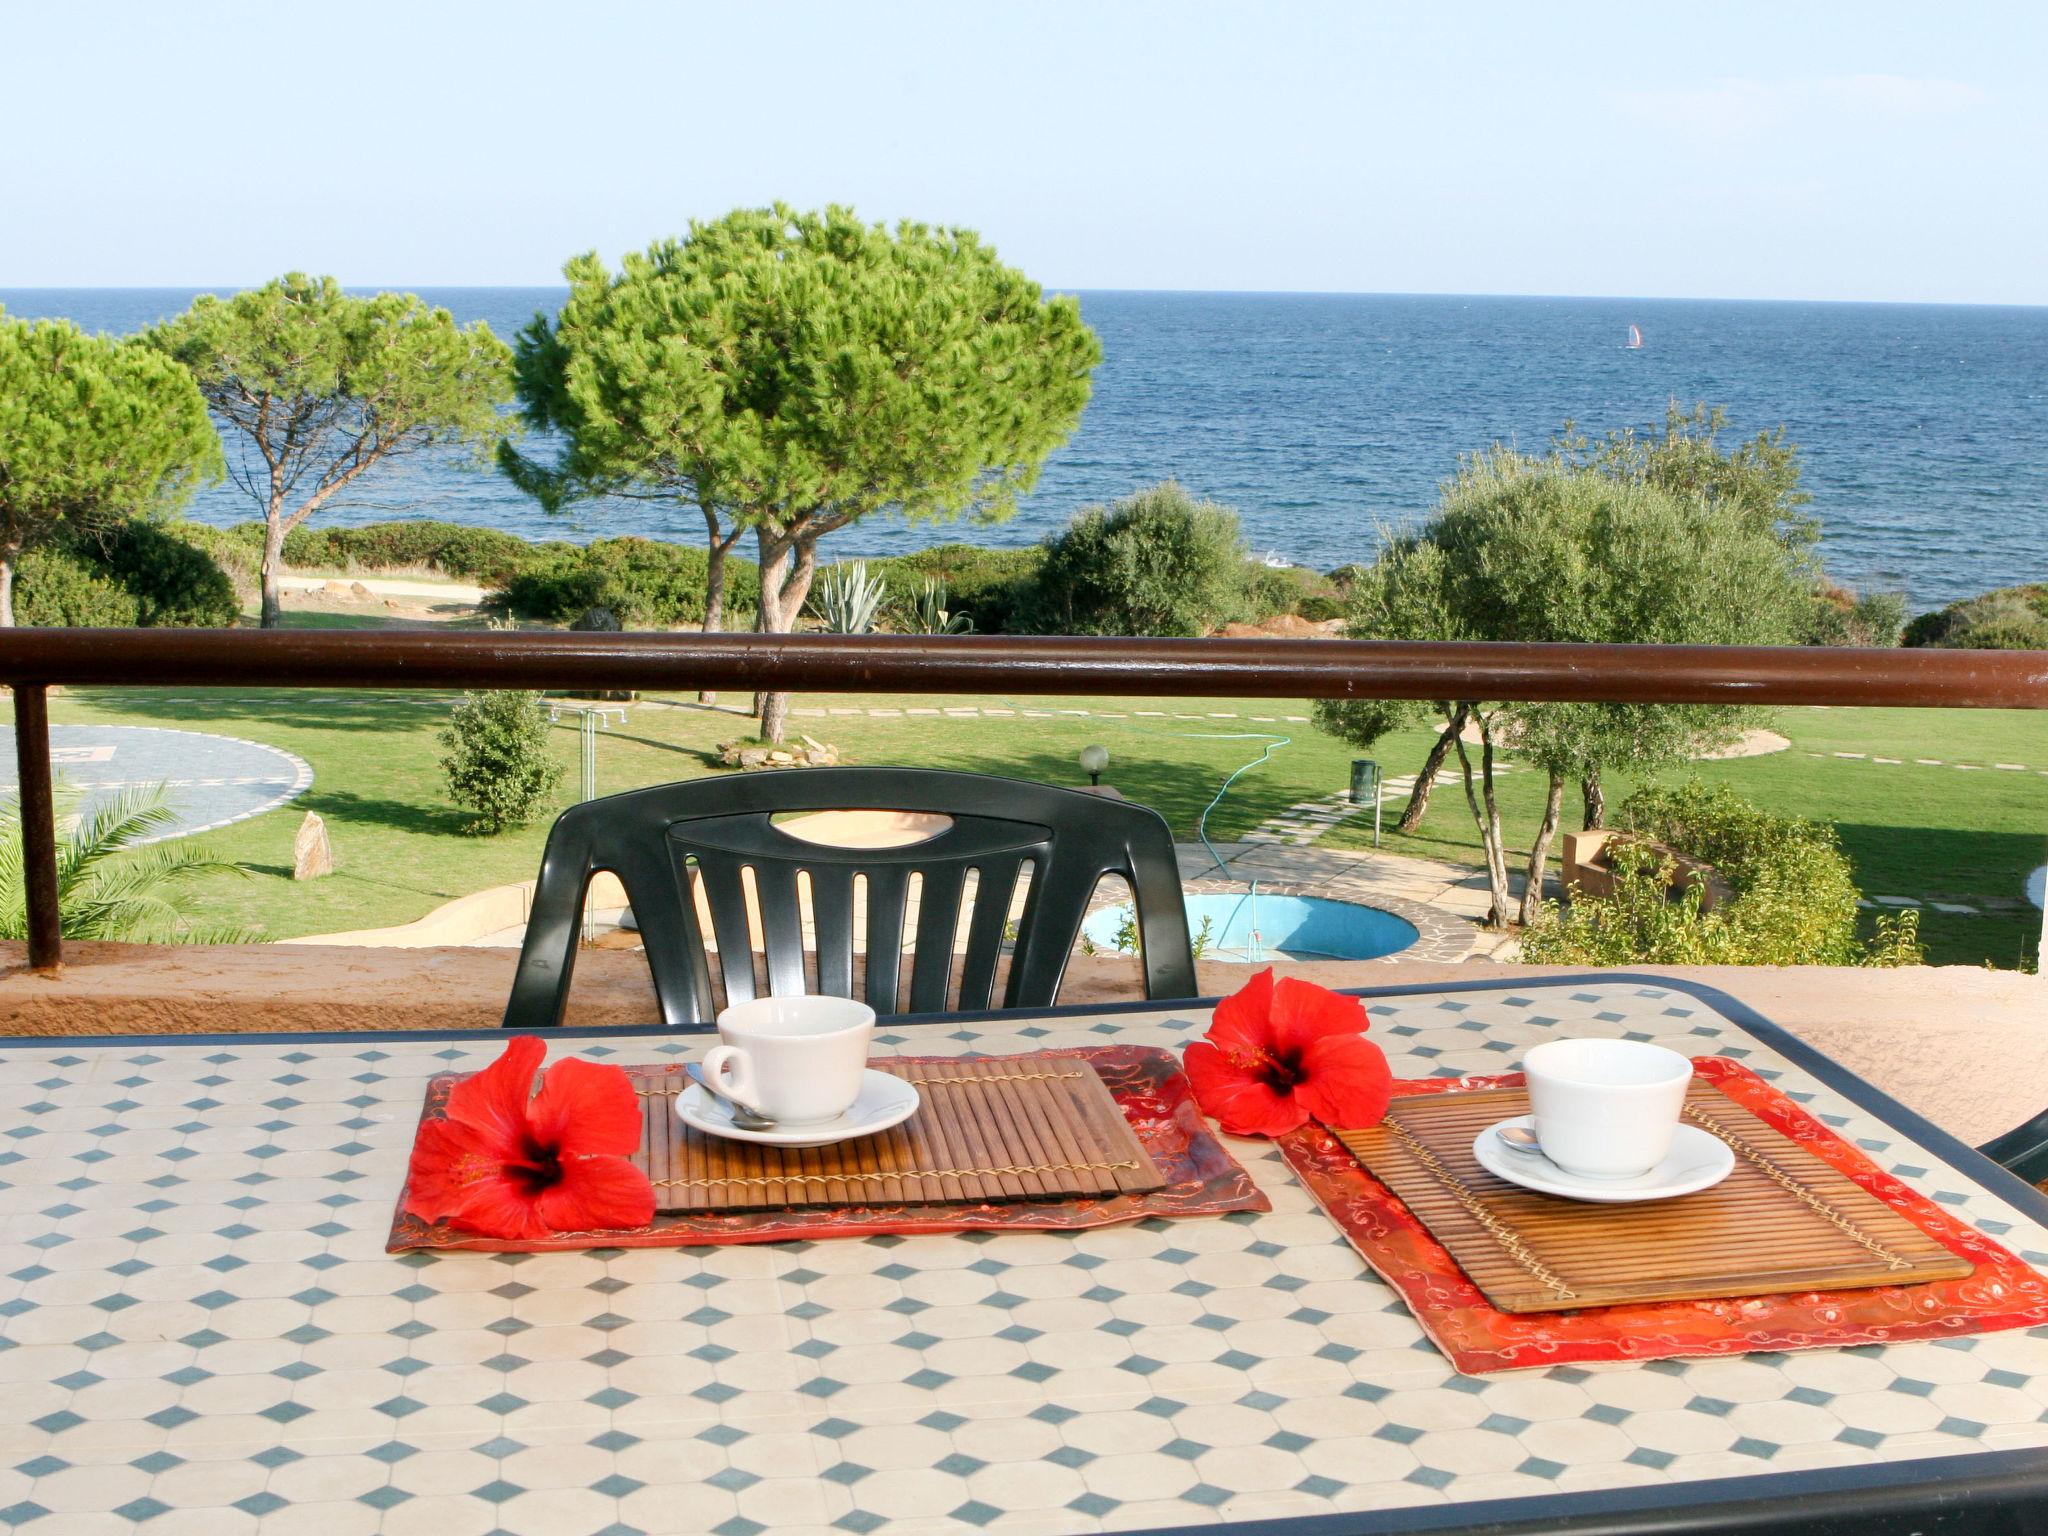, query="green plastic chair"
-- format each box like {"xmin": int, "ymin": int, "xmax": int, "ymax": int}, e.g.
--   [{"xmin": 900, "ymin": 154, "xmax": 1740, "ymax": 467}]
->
[{"xmin": 503, "ymin": 767, "xmax": 1197, "ymax": 1028}]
